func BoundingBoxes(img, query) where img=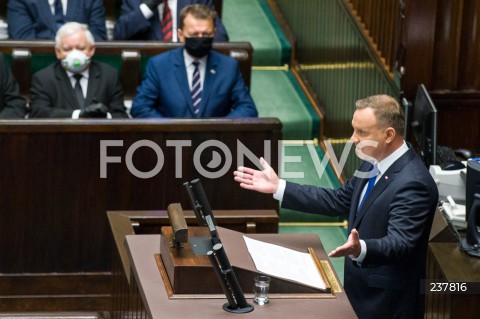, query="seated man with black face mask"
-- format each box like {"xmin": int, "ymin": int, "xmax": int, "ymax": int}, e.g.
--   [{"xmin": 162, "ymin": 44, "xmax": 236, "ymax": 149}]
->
[
  {"xmin": 131, "ymin": 4, "xmax": 258, "ymax": 118},
  {"xmin": 29, "ymin": 22, "xmax": 128, "ymax": 119}
]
